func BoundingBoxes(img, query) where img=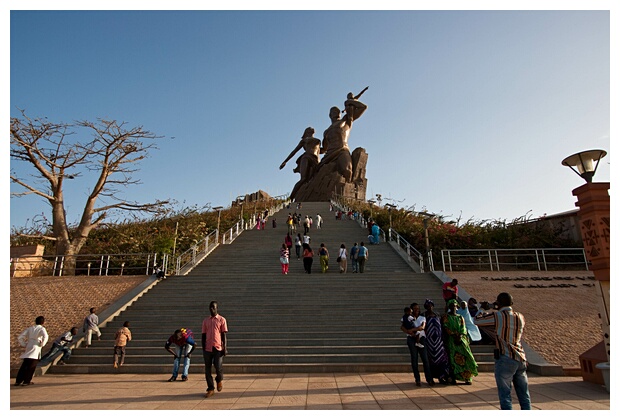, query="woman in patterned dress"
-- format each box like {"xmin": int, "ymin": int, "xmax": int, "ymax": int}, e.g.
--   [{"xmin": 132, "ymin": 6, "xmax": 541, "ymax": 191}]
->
[
  {"xmin": 423, "ymin": 299, "xmax": 450, "ymax": 384},
  {"xmin": 441, "ymin": 299, "xmax": 479, "ymax": 385}
]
